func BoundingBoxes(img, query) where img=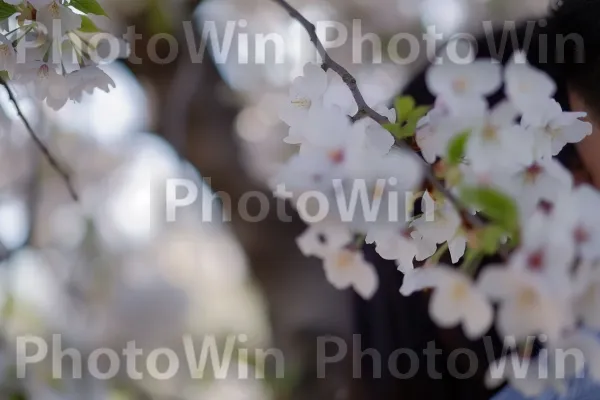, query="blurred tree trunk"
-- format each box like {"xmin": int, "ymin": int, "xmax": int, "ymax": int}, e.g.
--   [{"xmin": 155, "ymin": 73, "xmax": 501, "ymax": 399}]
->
[{"xmin": 124, "ymin": 4, "xmax": 359, "ymax": 399}]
